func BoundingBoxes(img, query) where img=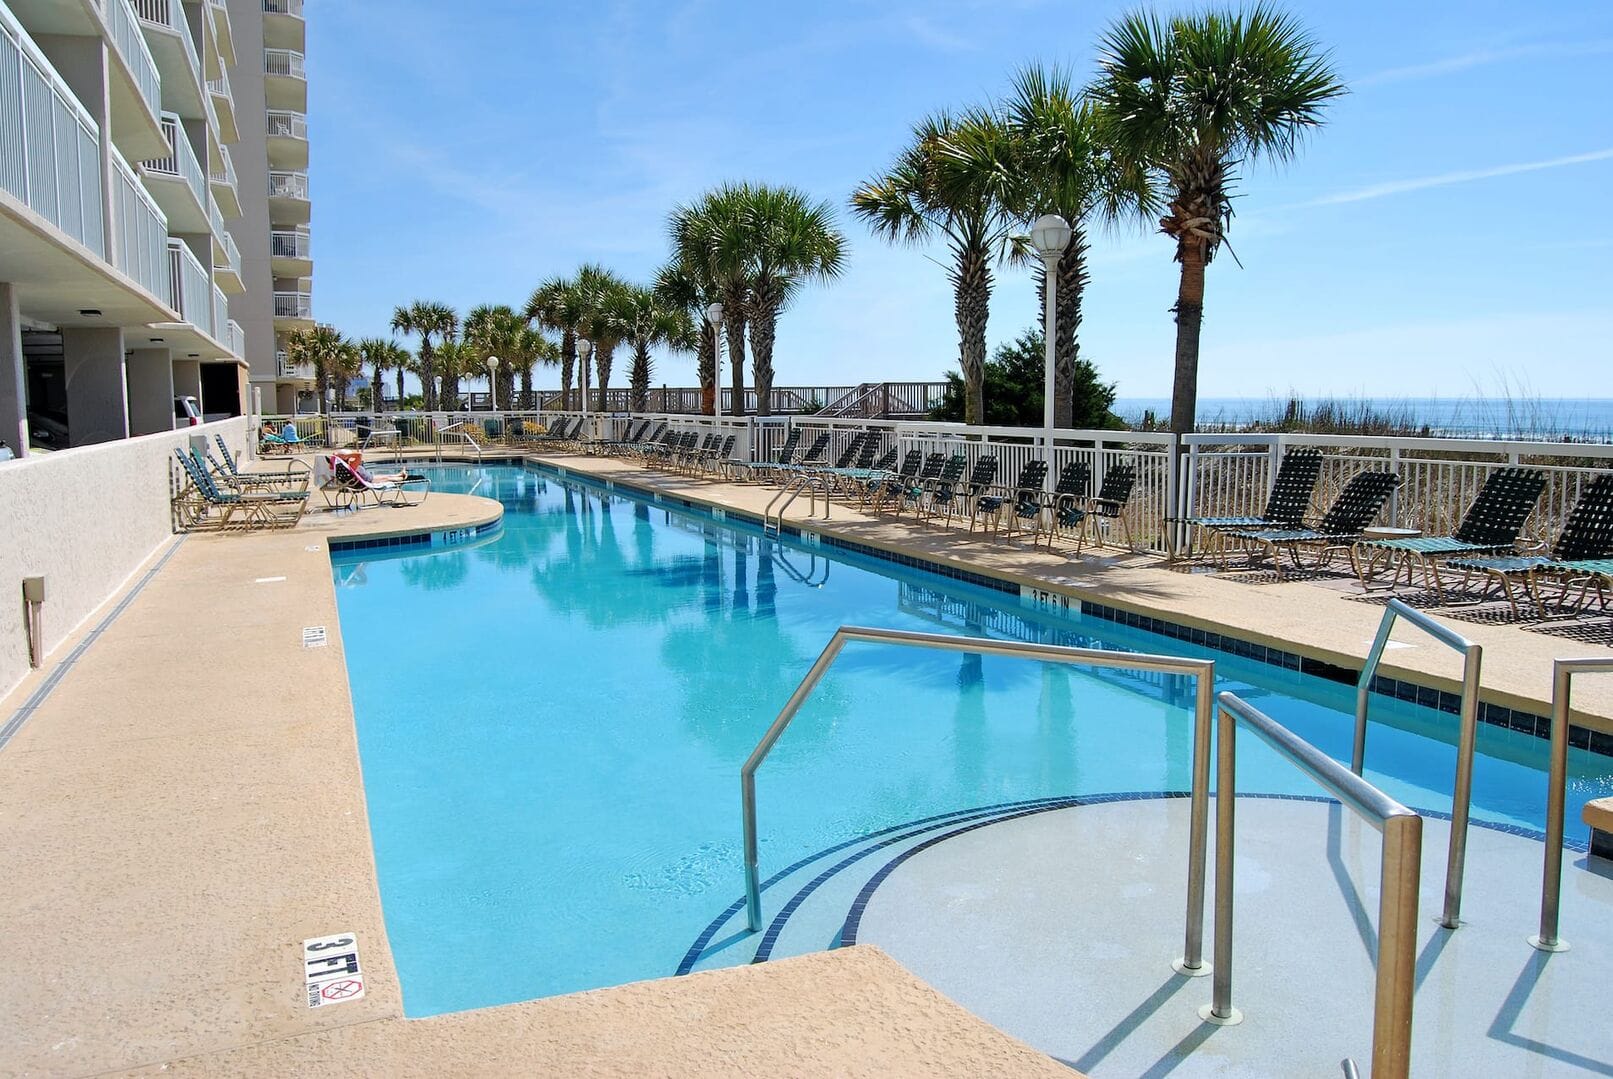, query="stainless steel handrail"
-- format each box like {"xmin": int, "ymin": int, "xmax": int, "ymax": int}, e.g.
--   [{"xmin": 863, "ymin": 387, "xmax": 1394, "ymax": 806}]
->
[
  {"xmin": 1353, "ymin": 598, "xmax": 1480, "ymax": 929},
  {"xmin": 1211, "ymin": 692, "xmax": 1422, "ymax": 1079},
  {"xmin": 740, "ymin": 625, "xmax": 1218, "ymax": 978},
  {"xmin": 1531, "ymin": 656, "xmax": 1613, "ymax": 952}
]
